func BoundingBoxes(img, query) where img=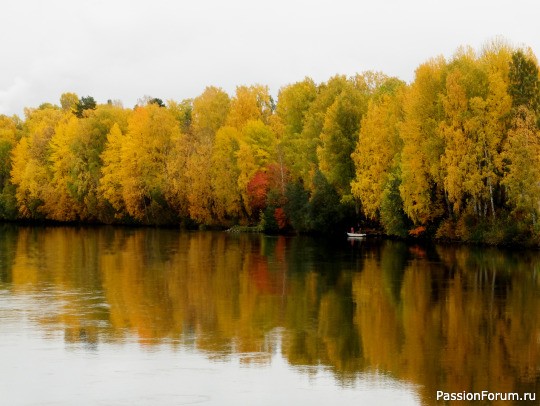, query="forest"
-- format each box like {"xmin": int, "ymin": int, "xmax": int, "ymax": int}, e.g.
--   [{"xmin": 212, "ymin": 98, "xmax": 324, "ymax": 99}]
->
[{"xmin": 0, "ymin": 41, "xmax": 539, "ymax": 244}]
